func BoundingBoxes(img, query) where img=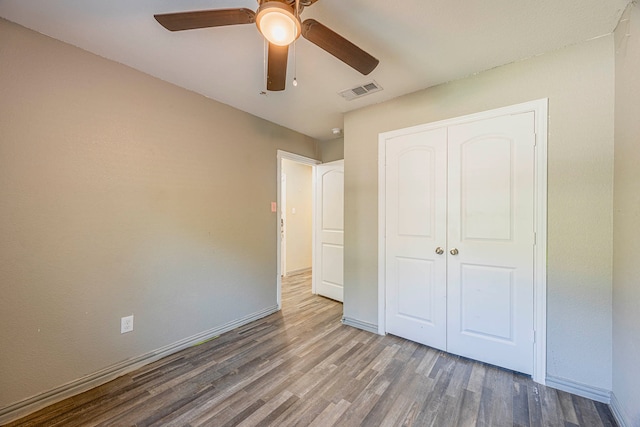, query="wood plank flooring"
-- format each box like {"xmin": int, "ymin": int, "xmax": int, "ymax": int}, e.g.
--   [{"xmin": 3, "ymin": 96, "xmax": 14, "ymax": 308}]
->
[{"xmin": 6, "ymin": 270, "xmax": 617, "ymax": 426}]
